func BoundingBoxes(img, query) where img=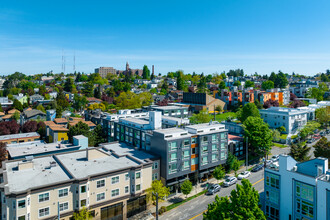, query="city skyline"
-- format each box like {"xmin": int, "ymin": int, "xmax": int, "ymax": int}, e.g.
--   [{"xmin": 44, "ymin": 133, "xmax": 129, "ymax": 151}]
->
[{"xmin": 1, "ymin": 0, "xmax": 330, "ymax": 75}]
